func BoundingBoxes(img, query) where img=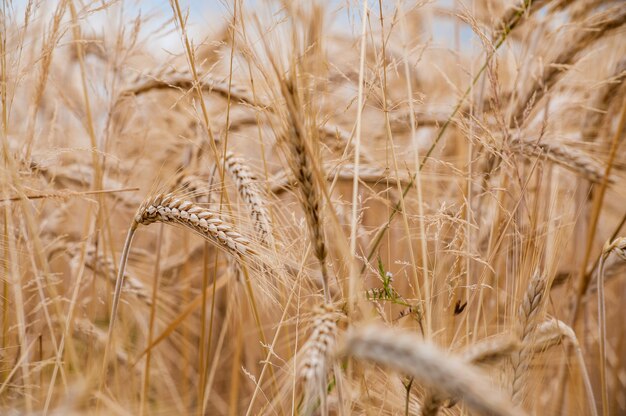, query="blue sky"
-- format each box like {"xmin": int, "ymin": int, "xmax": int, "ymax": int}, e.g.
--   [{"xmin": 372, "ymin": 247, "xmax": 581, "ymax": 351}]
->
[{"xmin": 7, "ymin": 0, "xmax": 475, "ymax": 54}]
